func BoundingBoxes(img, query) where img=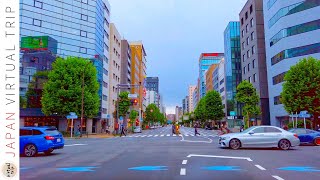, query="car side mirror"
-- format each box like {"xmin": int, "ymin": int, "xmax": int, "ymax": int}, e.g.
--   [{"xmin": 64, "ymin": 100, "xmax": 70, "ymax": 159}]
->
[{"xmin": 249, "ymin": 131, "xmax": 254, "ymax": 135}]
